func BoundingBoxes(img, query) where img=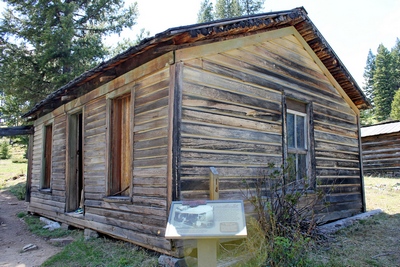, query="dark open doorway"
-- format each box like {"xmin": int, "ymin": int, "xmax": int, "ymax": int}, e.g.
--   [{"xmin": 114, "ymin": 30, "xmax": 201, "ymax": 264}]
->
[{"xmin": 67, "ymin": 112, "xmax": 83, "ymax": 213}]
